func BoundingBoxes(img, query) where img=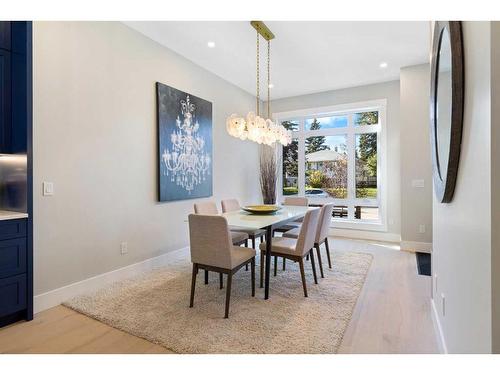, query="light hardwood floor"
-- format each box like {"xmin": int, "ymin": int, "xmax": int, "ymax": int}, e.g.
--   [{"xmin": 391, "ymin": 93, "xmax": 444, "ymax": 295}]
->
[{"xmin": 0, "ymin": 237, "xmax": 438, "ymax": 354}]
